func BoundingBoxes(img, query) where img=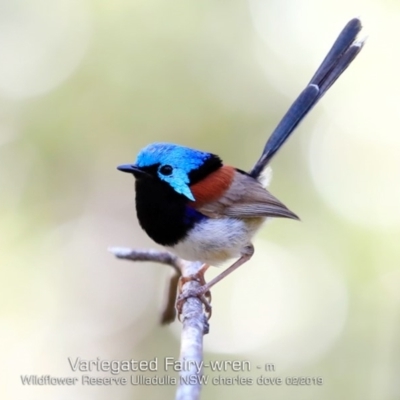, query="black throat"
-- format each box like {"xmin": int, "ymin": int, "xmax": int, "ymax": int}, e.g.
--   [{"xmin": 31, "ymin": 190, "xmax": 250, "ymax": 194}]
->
[
  {"xmin": 133, "ymin": 154, "xmax": 222, "ymax": 246},
  {"xmin": 134, "ymin": 176, "xmax": 194, "ymax": 246}
]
